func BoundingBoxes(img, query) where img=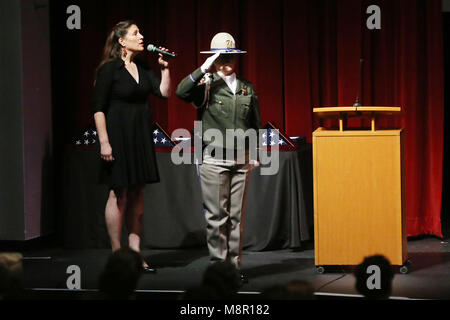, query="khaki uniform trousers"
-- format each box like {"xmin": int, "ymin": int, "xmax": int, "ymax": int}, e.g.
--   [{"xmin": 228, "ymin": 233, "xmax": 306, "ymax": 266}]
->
[{"xmin": 199, "ymin": 152, "xmax": 253, "ymax": 269}]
